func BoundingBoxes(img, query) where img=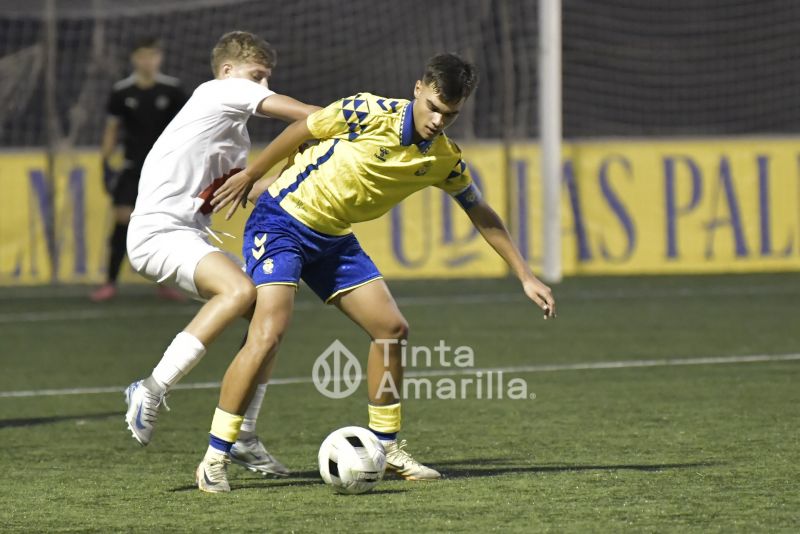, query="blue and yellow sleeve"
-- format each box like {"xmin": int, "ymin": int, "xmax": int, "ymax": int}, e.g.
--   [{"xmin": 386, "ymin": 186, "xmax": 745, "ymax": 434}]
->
[
  {"xmin": 436, "ymin": 158, "xmax": 482, "ymax": 210},
  {"xmin": 307, "ymin": 93, "xmax": 376, "ymax": 141}
]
